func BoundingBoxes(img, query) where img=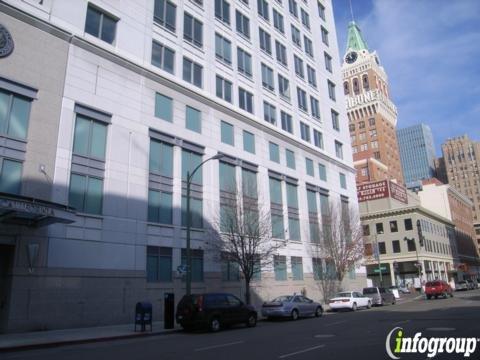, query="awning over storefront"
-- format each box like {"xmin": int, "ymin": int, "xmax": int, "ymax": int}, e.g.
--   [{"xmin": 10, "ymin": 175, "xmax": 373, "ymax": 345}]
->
[{"xmin": 0, "ymin": 192, "xmax": 76, "ymax": 227}]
